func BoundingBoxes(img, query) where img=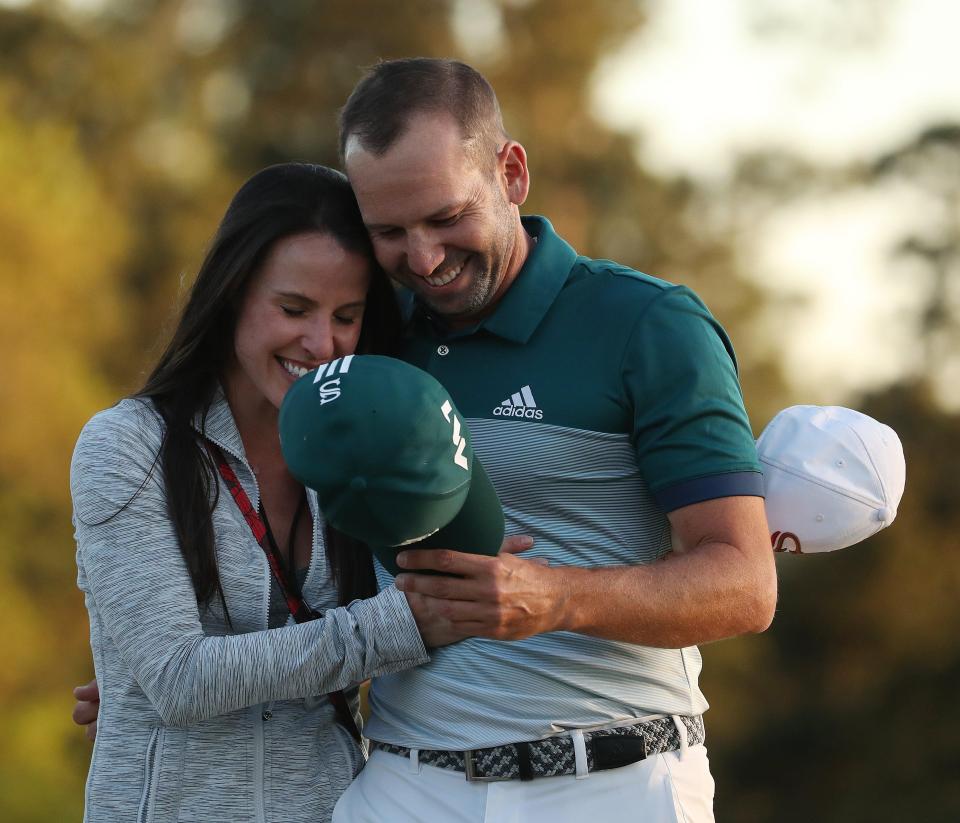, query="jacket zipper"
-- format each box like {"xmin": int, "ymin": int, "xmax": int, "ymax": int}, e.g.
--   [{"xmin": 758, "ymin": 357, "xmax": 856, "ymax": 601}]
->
[
  {"xmin": 136, "ymin": 726, "xmax": 163, "ymax": 823},
  {"xmin": 254, "ymin": 705, "xmax": 267, "ymax": 823},
  {"xmin": 204, "ymin": 438, "xmax": 269, "ymax": 821}
]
